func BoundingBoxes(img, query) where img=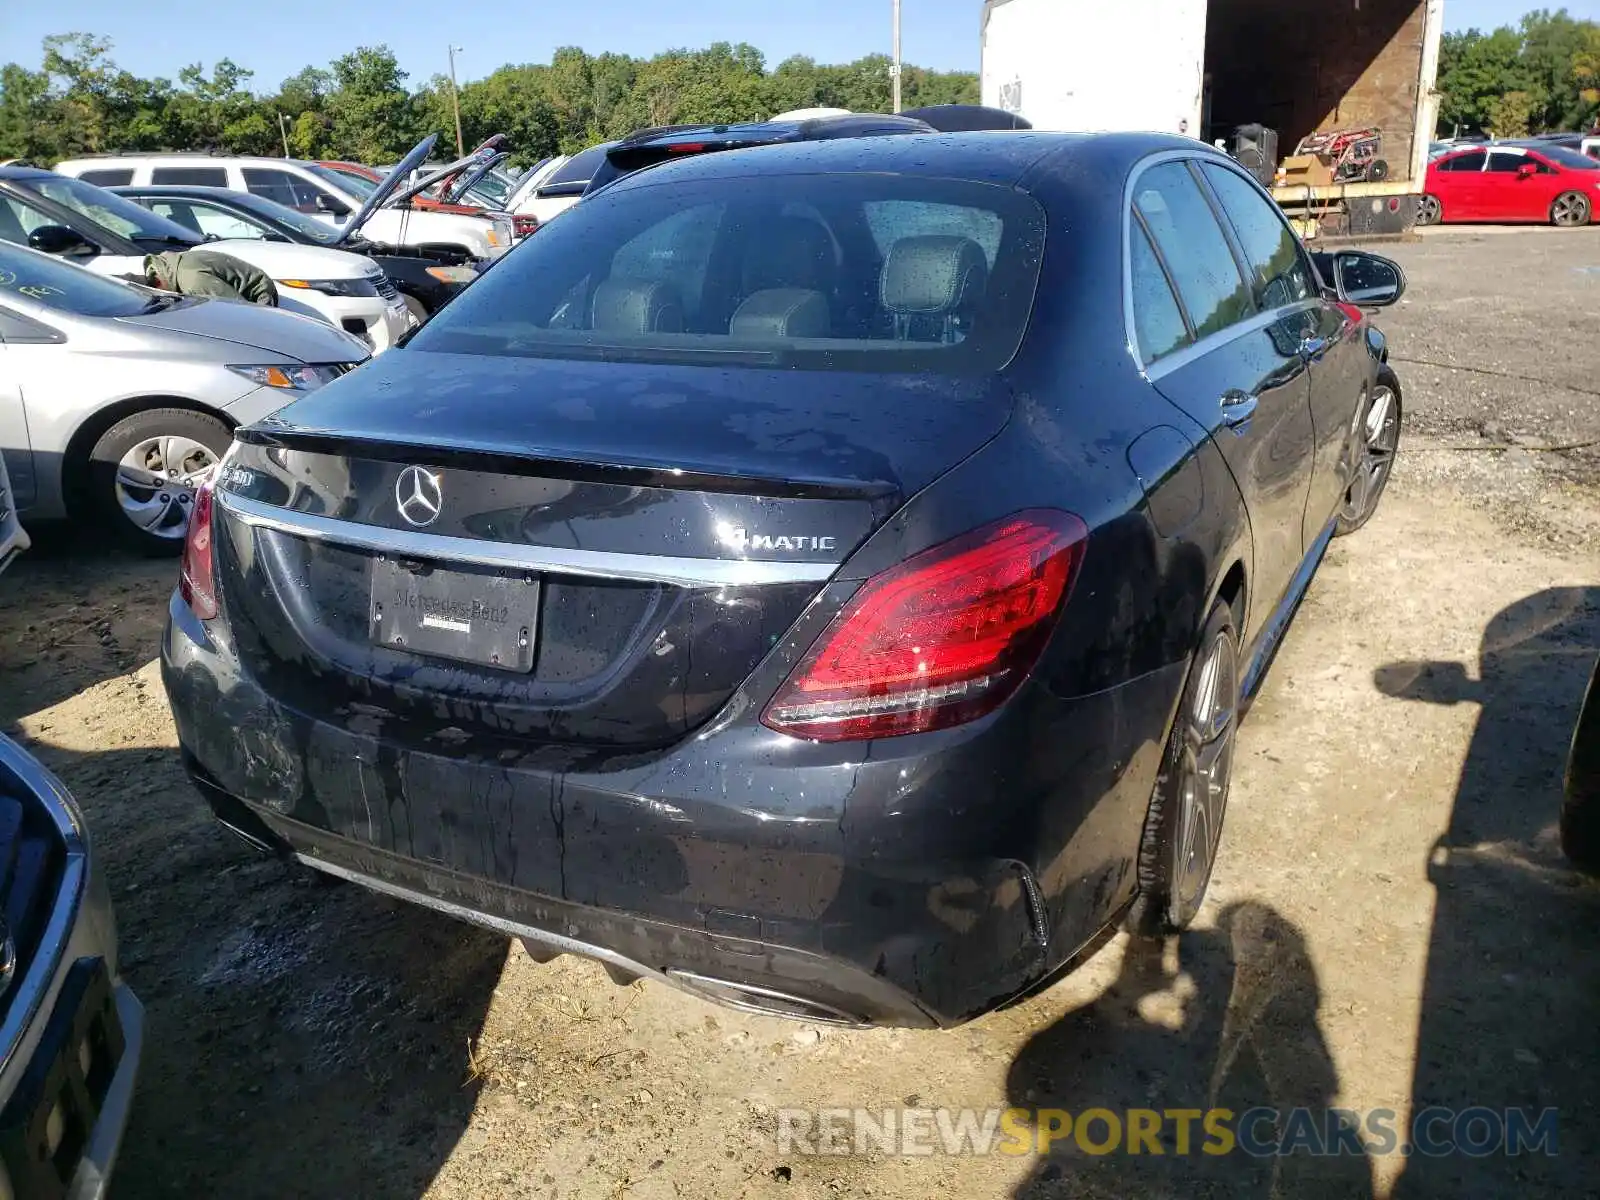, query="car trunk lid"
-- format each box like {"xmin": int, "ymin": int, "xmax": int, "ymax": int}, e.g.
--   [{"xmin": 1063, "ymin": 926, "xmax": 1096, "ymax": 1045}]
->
[{"xmin": 213, "ymin": 350, "xmax": 1014, "ymax": 750}]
